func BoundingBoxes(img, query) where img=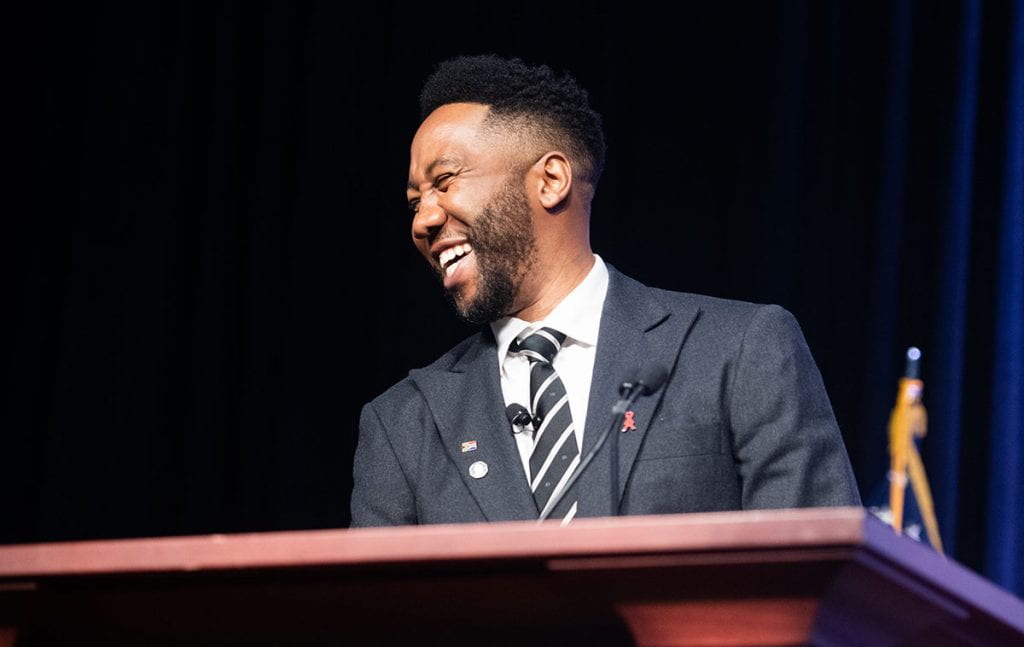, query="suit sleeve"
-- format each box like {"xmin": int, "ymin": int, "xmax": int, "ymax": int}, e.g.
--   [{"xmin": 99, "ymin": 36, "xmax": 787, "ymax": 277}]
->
[
  {"xmin": 728, "ymin": 305, "xmax": 861, "ymax": 508},
  {"xmin": 350, "ymin": 401, "xmax": 418, "ymax": 527}
]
